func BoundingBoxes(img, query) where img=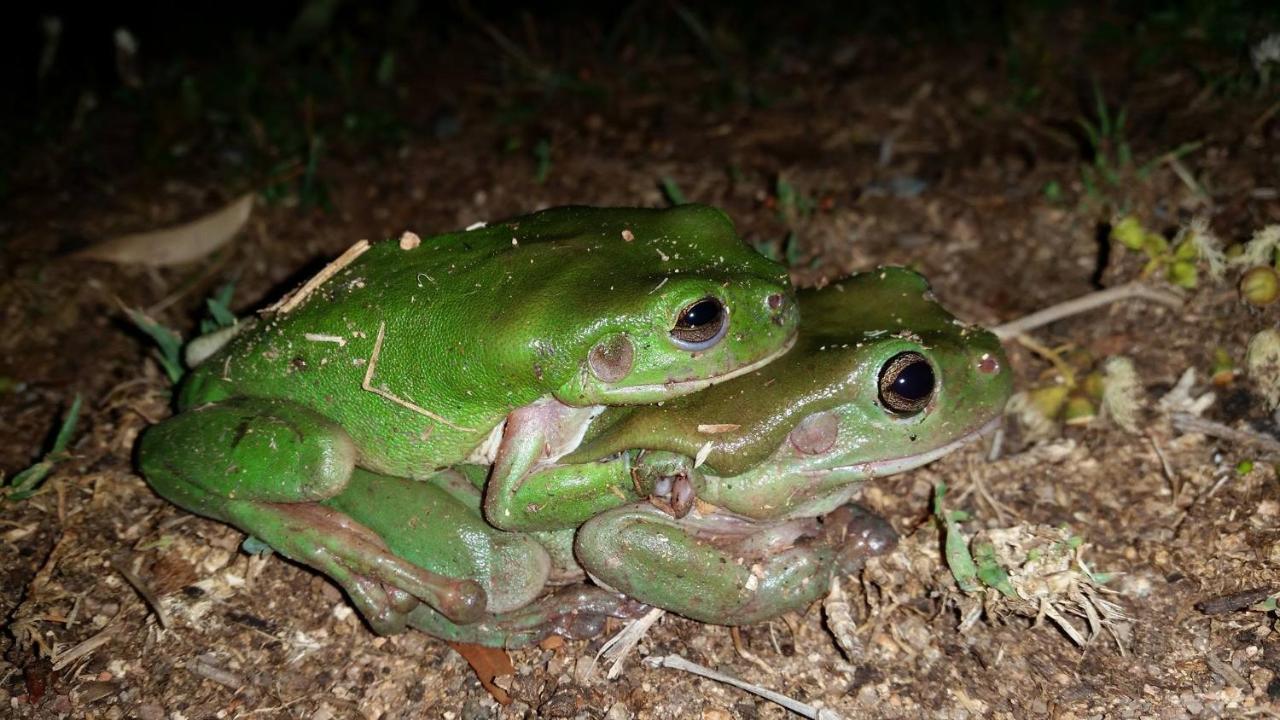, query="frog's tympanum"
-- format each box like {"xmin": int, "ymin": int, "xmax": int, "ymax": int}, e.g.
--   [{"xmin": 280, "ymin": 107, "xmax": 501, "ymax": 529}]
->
[
  {"xmin": 137, "ymin": 205, "xmax": 799, "ymax": 634},
  {"xmin": 314, "ymin": 267, "xmax": 1012, "ymax": 646}
]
